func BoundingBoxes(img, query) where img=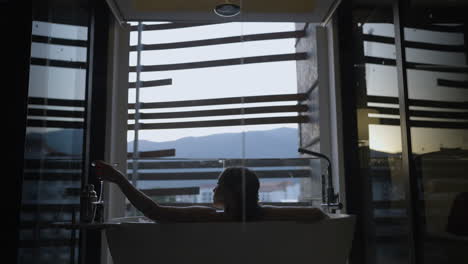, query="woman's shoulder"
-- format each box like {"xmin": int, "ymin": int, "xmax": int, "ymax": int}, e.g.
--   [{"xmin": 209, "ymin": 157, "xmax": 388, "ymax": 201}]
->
[{"xmin": 155, "ymin": 205, "xmax": 230, "ymax": 222}]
